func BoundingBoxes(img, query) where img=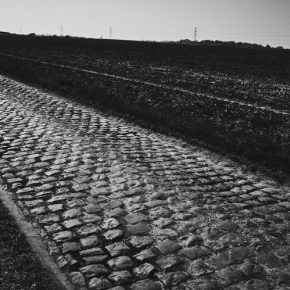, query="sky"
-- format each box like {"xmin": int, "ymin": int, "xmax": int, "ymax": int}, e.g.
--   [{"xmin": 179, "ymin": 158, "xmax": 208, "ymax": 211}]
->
[{"xmin": 0, "ymin": 0, "xmax": 290, "ymax": 48}]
